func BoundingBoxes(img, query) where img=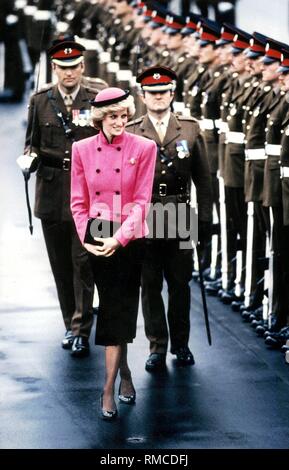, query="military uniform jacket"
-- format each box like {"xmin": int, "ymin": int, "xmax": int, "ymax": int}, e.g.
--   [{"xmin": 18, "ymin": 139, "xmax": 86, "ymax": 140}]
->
[
  {"xmin": 25, "ymin": 85, "xmax": 98, "ymax": 221},
  {"xmin": 244, "ymin": 86, "xmax": 282, "ymax": 202},
  {"xmin": 200, "ymin": 65, "xmax": 231, "ymax": 174},
  {"xmin": 183, "ymin": 64, "xmax": 208, "ymax": 115},
  {"xmin": 224, "ymin": 76, "xmax": 261, "ymax": 187},
  {"xmin": 263, "ymin": 94, "xmax": 289, "ymax": 207},
  {"xmin": 279, "ymin": 110, "xmax": 289, "ymax": 225},
  {"xmin": 126, "ymin": 113, "xmax": 212, "ymax": 223},
  {"xmin": 218, "ymin": 73, "xmax": 238, "ymax": 177}
]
